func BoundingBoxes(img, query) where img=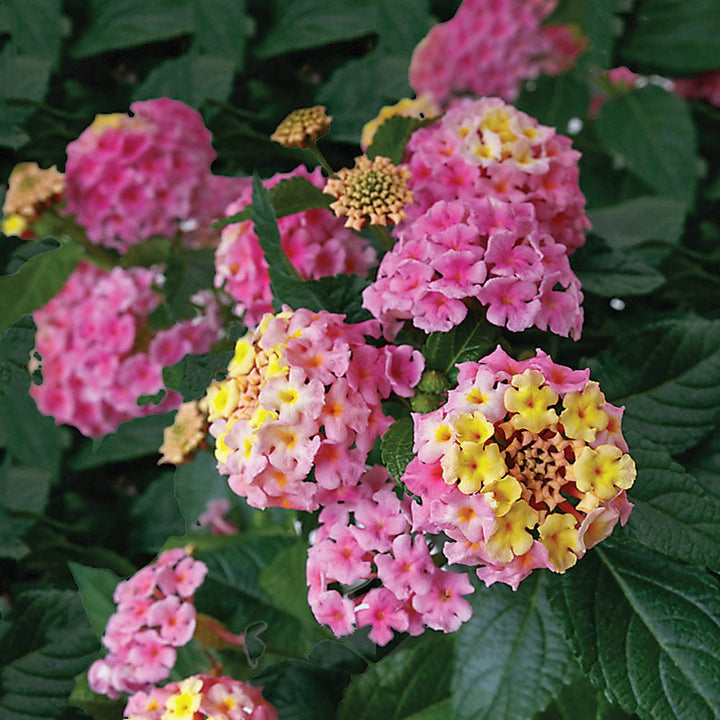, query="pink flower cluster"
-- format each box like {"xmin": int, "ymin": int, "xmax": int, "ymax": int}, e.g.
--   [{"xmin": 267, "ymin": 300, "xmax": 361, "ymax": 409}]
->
[
  {"xmin": 409, "ymin": 0, "xmax": 583, "ymax": 105},
  {"xmin": 88, "ymin": 548, "xmax": 208, "ymax": 699},
  {"xmin": 124, "ymin": 673, "xmax": 277, "ymax": 720},
  {"xmin": 403, "ymin": 347, "xmax": 635, "ymax": 590},
  {"xmin": 673, "ymin": 70, "xmax": 720, "ymax": 107},
  {"xmin": 214, "ymin": 165, "xmax": 377, "ymax": 327},
  {"xmin": 402, "ymin": 96, "xmax": 590, "ymax": 253},
  {"xmin": 64, "ymin": 98, "xmax": 245, "ymax": 252},
  {"xmin": 307, "ymin": 466, "xmax": 475, "ymax": 646},
  {"xmin": 205, "ymin": 309, "xmax": 424, "ymax": 511},
  {"xmin": 31, "ymin": 261, "xmax": 221, "ymax": 437},
  {"xmin": 362, "ymin": 197, "xmax": 583, "ymax": 339}
]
